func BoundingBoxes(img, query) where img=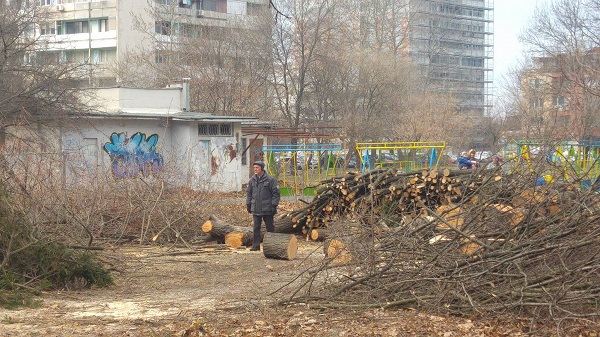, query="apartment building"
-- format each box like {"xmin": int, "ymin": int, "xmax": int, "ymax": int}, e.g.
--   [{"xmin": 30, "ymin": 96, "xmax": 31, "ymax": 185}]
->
[
  {"xmin": 521, "ymin": 53, "xmax": 600, "ymax": 140},
  {"xmin": 407, "ymin": 0, "xmax": 494, "ymax": 116},
  {"xmin": 31, "ymin": 0, "xmax": 268, "ymax": 87}
]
